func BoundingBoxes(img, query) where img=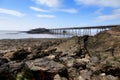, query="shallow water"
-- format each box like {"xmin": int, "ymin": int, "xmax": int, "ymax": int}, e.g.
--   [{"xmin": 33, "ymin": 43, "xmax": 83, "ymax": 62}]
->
[{"xmin": 0, "ymin": 31, "xmax": 69, "ymax": 39}]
